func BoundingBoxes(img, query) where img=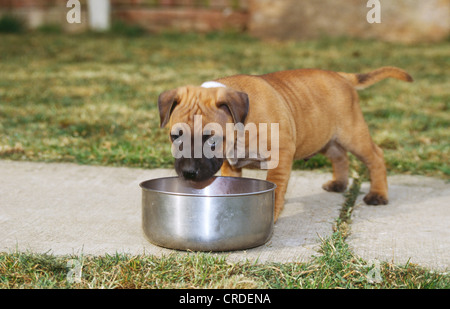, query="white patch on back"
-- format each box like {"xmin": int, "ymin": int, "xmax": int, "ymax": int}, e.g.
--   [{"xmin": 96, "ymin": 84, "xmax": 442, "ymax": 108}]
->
[{"xmin": 201, "ymin": 81, "xmax": 227, "ymax": 88}]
